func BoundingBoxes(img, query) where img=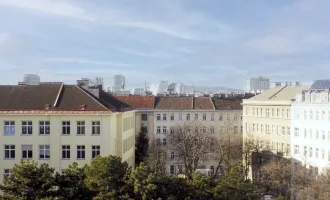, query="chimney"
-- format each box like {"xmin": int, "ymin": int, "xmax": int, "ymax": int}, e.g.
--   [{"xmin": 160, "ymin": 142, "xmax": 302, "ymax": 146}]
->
[
  {"xmin": 44, "ymin": 104, "xmax": 51, "ymax": 110},
  {"xmin": 80, "ymin": 105, "xmax": 86, "ymax": 110}
]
